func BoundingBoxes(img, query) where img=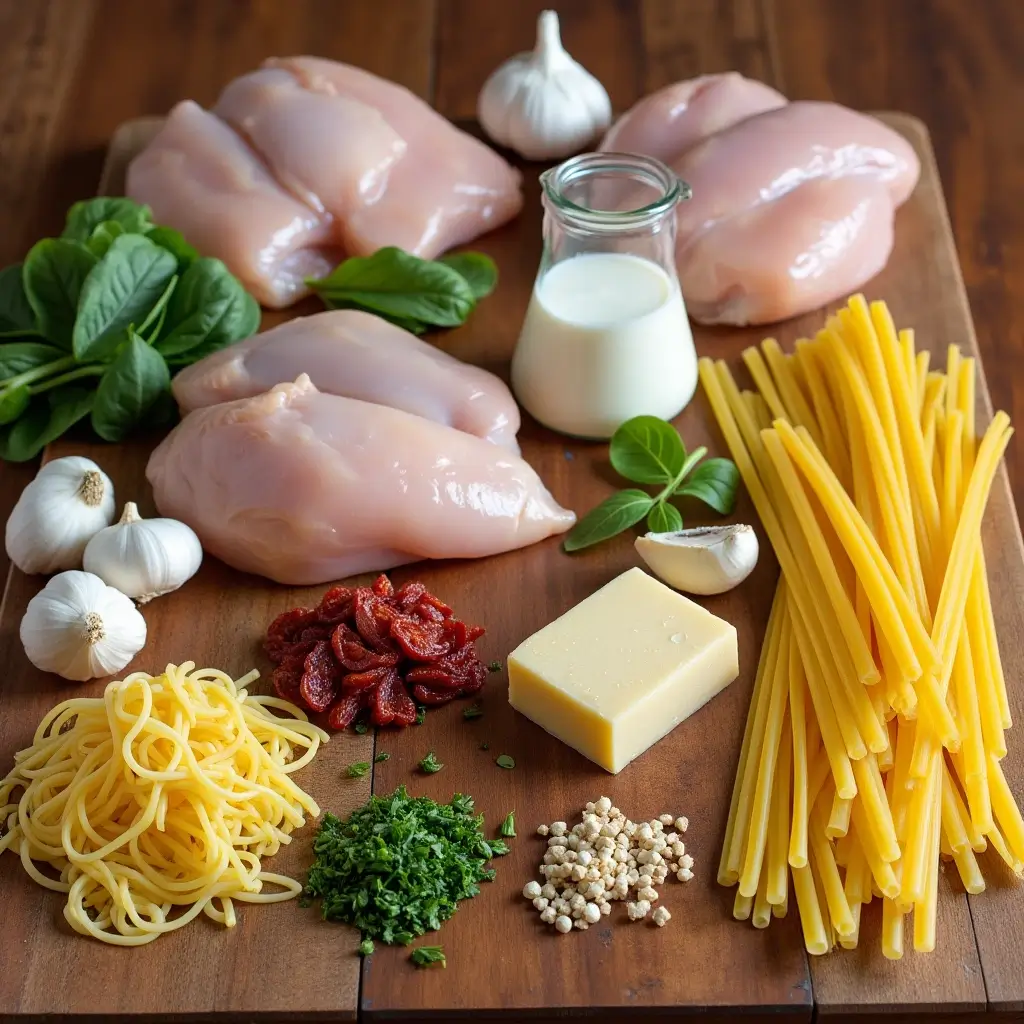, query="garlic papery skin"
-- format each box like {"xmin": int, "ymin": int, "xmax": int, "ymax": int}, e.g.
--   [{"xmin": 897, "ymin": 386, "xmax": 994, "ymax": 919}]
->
[
  {"xmin": 477, "ymin": 9, "xmax": 612, "ymax": 161},
  {"xmin": 83, "ymin": 502, "xmax": 203, "ymax": 604},
  {"xmin": 20, "ymin": 571, "xmax": 147, "ymax": 681},
  {"xmin": 5, "ymin": 456, "xmax": 115, "ymax": 575},
  {"xmin": 635, "ymin": 525, "xmax": 759, "ymax": 596}
]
